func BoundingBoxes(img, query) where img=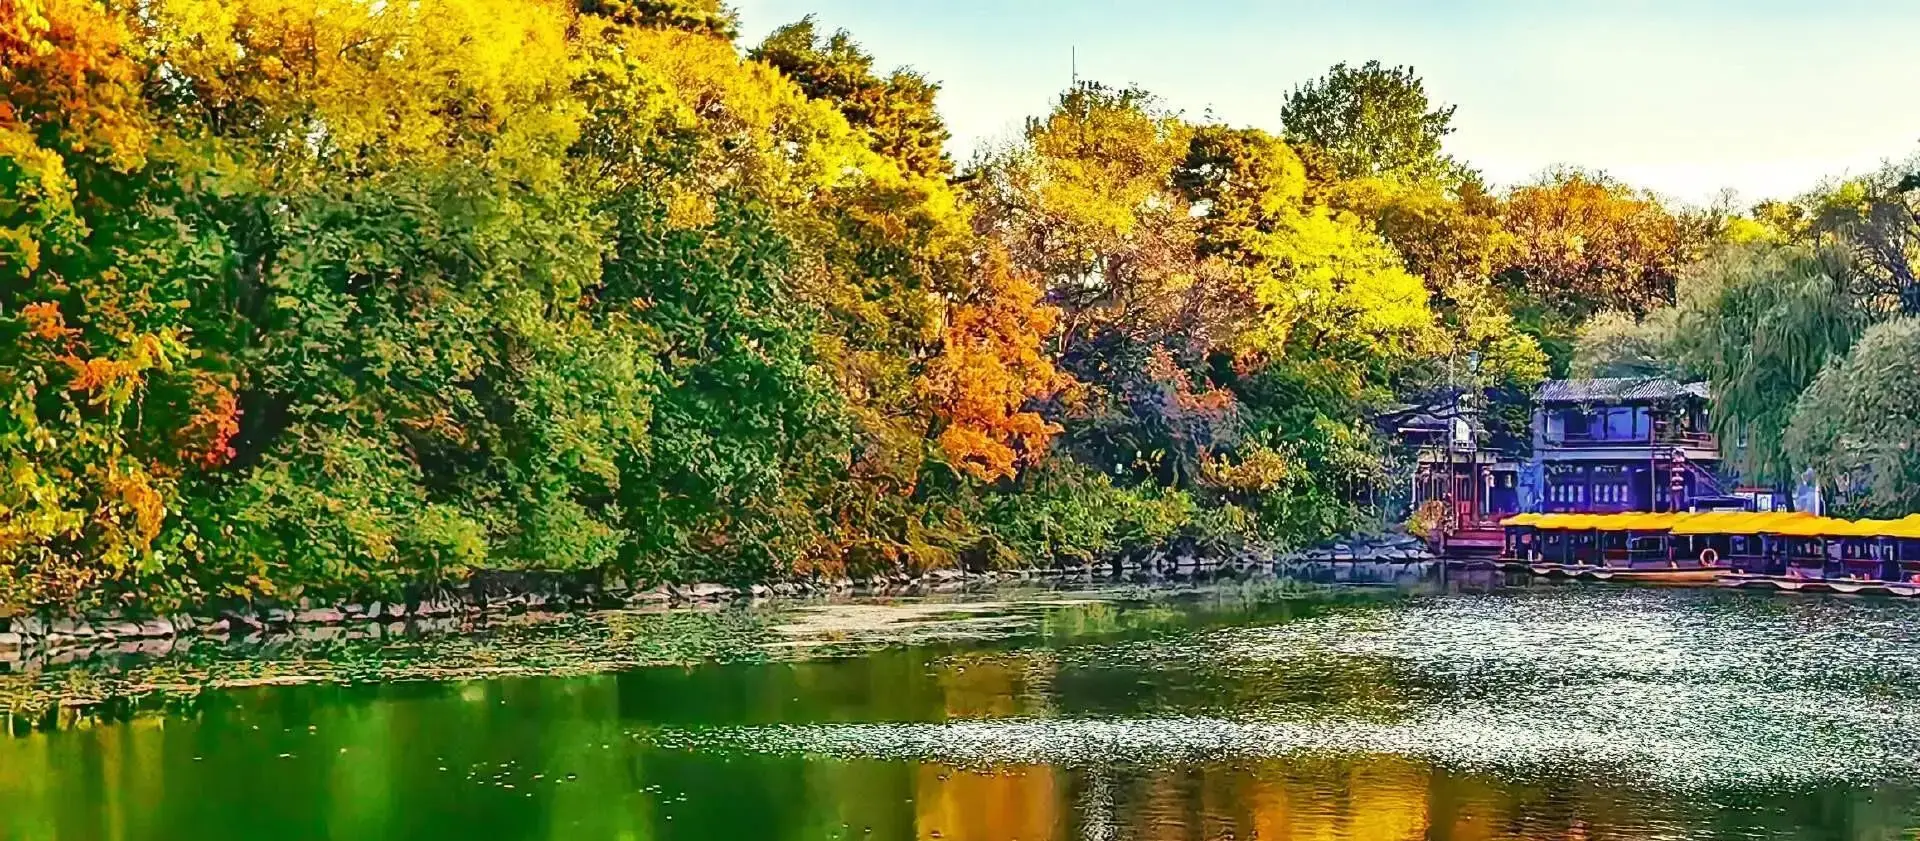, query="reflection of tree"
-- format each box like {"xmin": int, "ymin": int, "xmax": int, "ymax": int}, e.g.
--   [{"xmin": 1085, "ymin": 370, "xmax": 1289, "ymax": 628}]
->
[
  {"xmin": 934, "ymin": 654, "xmax": 1042, "ymax": 720},
  {"xmin": 915, "ymin": 764, "xmax": 1062, "ymax": 841},
  {"xmin": 7, "ymin": 660, "xmax": 1920, "ymax": 841}
]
